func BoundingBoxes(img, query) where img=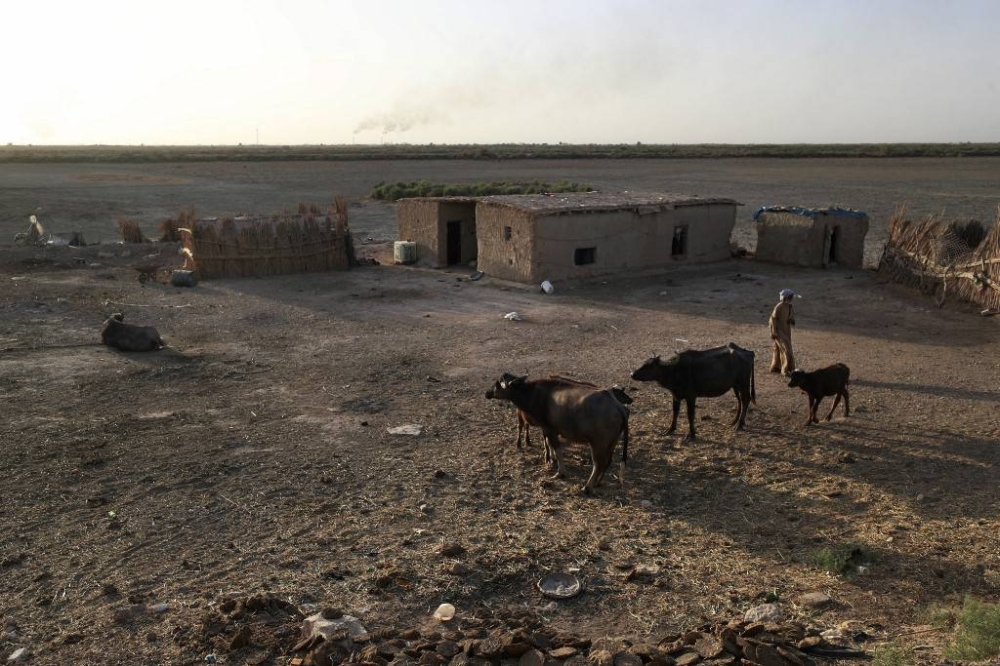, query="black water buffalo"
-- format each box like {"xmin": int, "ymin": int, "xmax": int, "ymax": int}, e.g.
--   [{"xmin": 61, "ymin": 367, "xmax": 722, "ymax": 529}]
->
[
  {"xmin": 631, "ymin": 343, "xmax": 755, "ymax": 439},
  {"xmin": 512, "ymin": 376, "xmax": 632, "ymax": 457},
  {"xmin": 788, "ymin": 363, "xmax": 850, "ymax": 424},
  {"xmin": 101, "ymin": 313, "xmax": 165, "ymax": 352},
  {"xmin": 486, "ymin": 374, "xmax": 629, "ymax": 494}
]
